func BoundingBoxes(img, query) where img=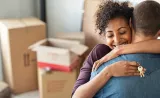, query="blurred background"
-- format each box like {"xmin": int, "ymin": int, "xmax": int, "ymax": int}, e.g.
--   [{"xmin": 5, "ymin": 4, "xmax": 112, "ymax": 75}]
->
[{"xmin": 0, "ymin": 0, "xmax": 159, "ymax": 98}]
